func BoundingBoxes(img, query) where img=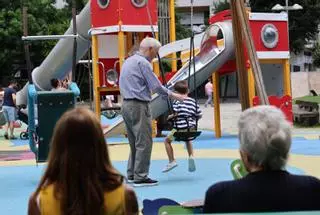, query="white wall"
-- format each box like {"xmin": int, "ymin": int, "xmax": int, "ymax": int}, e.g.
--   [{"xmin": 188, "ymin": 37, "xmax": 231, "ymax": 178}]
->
[
  {"xmin": 290, "ymin": 52, "xmax": 313, "ymax": 72},
  {"xmin": 175, "ymin": 0, "xmax": 211, "ymax": 7},
  {"xmin": 291, "ymin": 72, "xmax": 320, "ymax": 98},
  {"xmin": 291, "ymin": 72, "xmax": 310, "ymax": 98},
  {"xmin": 97, "ymin": 35, "xmax": 127, "ymax": 59},
  {"xmin": 179, "ymin": 12, "xmax": 205, "ymax": 25}
]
